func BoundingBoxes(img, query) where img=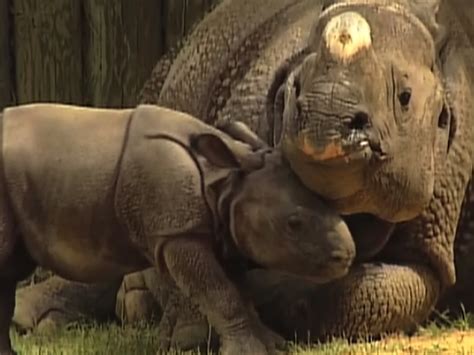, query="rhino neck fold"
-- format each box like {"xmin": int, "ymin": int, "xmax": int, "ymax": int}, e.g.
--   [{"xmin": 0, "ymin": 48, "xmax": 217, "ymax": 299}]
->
[{"xmin": 210, "ymin": 173, "xmax": 251, "ymax": 277}]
